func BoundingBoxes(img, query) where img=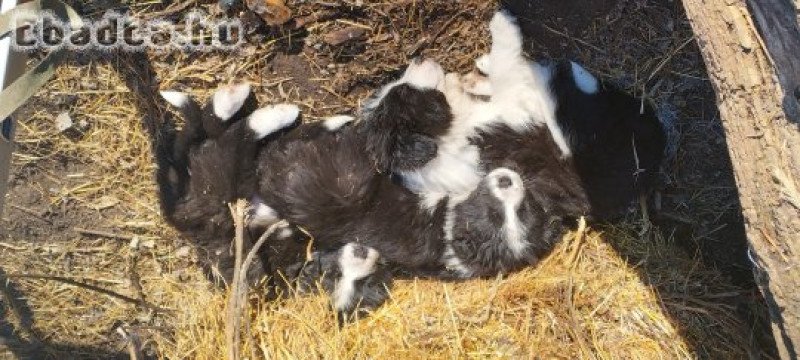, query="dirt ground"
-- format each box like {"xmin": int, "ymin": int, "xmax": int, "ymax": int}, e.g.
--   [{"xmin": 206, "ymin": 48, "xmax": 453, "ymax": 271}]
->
[{"xmin": 1, "ymin": 0, "xmax": 776, "ymax": 358}]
